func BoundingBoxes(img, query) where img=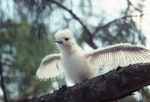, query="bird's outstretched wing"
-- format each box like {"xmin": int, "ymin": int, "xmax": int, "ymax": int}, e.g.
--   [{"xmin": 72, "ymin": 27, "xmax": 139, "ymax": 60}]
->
[
  {"xmin": 86, "ymin": 44, "xmax": 150, "ymax": 69},
  {"xmin": 36, "ymin": 54, "xmax": 64, "ymax": 80}
]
